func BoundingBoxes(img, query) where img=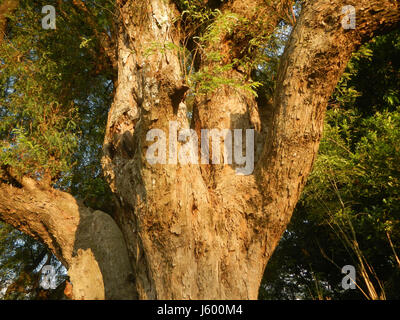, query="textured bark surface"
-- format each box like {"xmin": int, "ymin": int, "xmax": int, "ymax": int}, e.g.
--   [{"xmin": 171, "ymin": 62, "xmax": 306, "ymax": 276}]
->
[
  {"xmin": 0, "ymin": 177, "xmax": 136, "ymax": 299},
  {"xmin": 257, "ymin": 0, "xmax": 400, "ymax": 259},
  {"xmin": 1, "ymin": 0, "xmax": 399, "ymax": 300},
  {"xmin": 101, "ymin": 0, "xmax": 400, "ymax": 299}
]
